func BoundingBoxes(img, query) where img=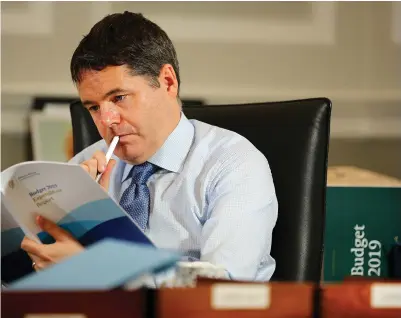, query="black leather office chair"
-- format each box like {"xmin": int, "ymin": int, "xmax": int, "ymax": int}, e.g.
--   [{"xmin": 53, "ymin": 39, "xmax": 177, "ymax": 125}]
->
[{"xmin": 70, "ymin": 98, "xmax": 332, "ymax": 283}]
